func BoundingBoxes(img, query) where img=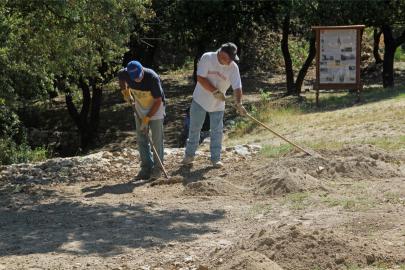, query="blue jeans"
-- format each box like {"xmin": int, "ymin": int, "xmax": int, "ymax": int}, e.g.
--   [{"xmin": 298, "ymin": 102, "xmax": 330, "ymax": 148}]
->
[
  {"xmin": 135, "ymin": 117, "xmax": 164, "ymax": 171},
  {"xmin": 185, "ymin": 100, "xmax": 224, "ymax": 162}
]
